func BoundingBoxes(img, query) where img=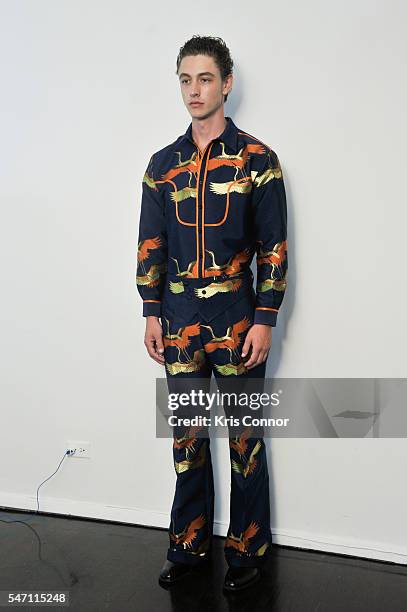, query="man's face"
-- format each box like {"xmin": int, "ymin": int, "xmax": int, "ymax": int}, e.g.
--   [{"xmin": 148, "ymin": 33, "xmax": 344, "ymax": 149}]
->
[{"xmin": 177, "ymin": 54, "xmax": 232, "ymax": 119}]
